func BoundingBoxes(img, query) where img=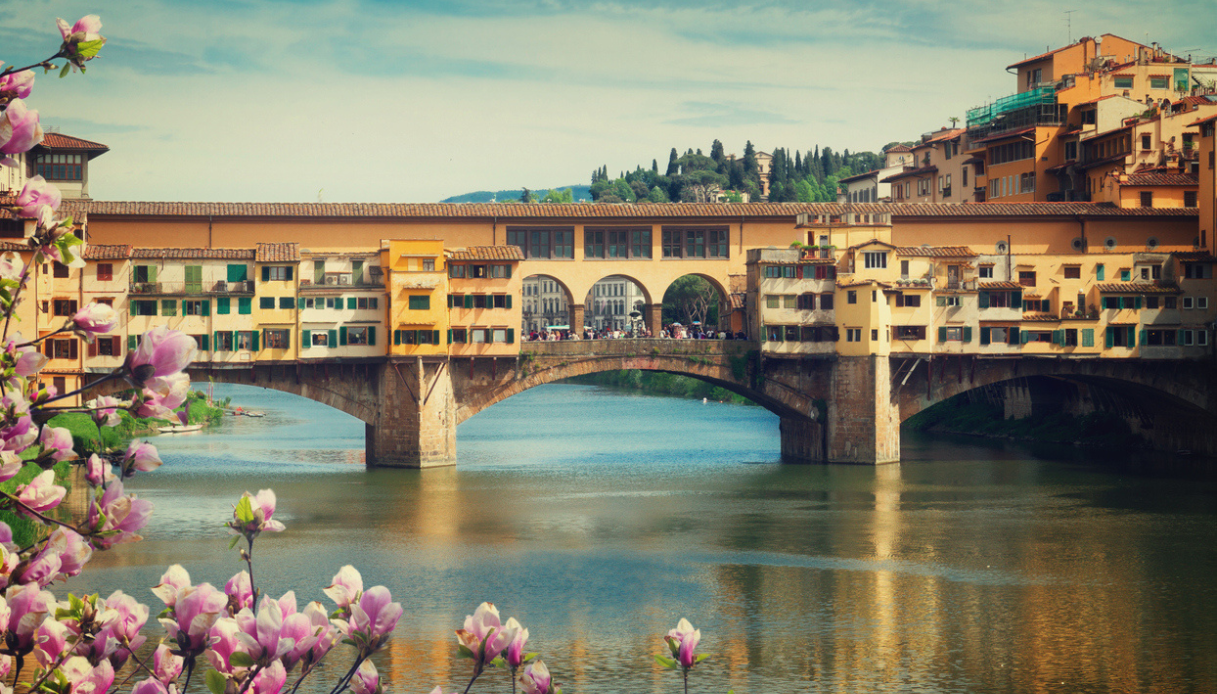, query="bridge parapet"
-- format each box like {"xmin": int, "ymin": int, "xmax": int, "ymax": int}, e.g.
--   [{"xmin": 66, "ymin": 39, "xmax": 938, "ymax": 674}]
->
[{"xmin": 521, "ymin": 338, "xmax": 758, "ymax": 358}]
